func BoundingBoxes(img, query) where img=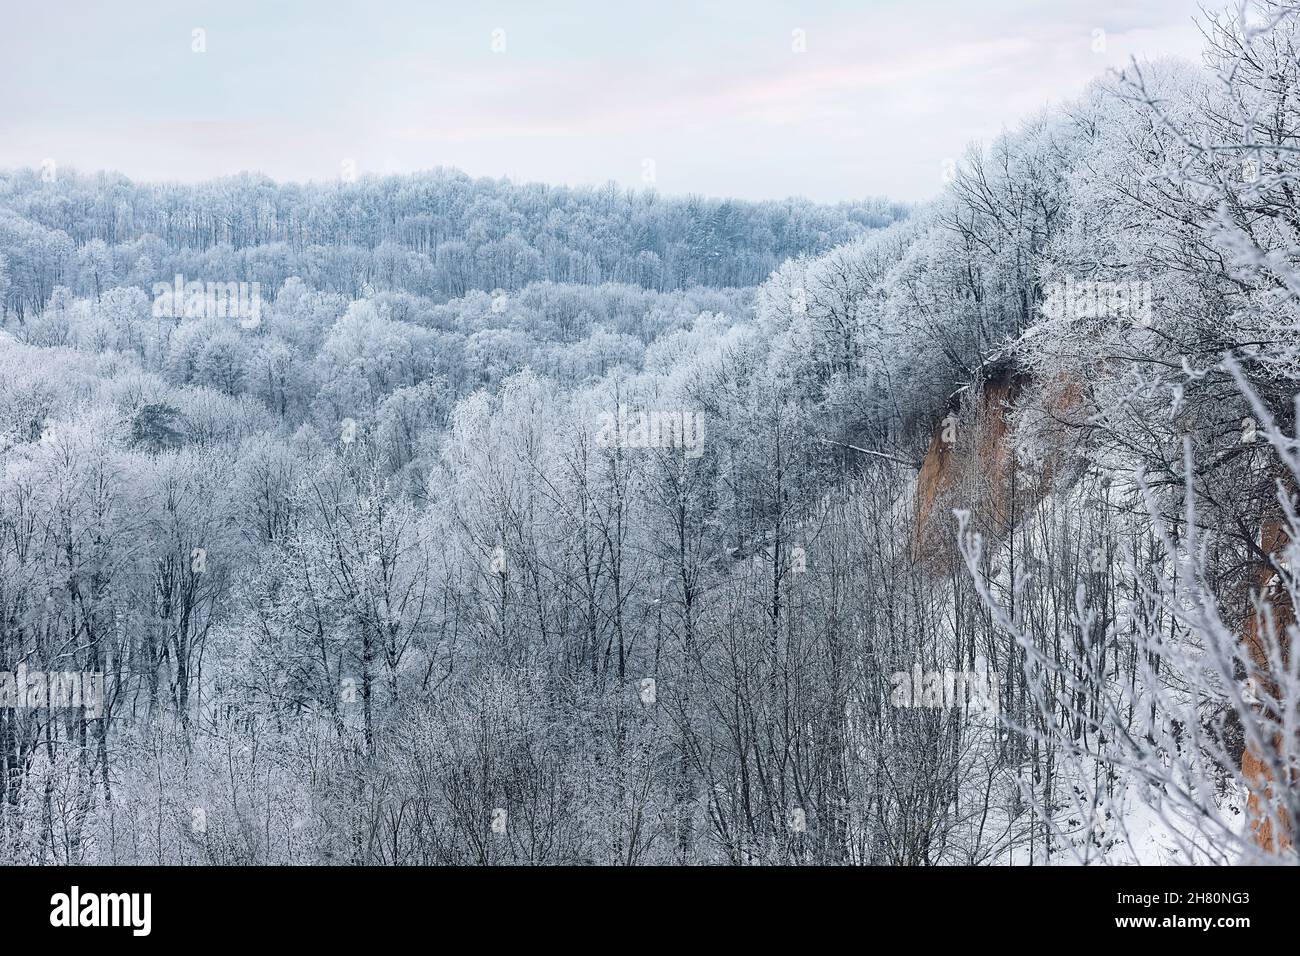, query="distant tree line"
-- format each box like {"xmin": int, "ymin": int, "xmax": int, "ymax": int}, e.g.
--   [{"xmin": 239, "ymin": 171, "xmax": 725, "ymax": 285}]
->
[{"xmin": 0, "ymin": 168, "xmax": 908, "ymax": 319}]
